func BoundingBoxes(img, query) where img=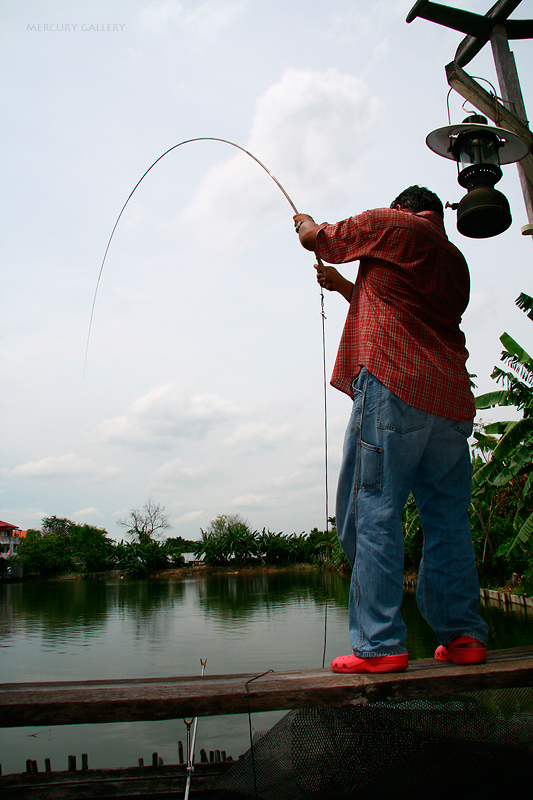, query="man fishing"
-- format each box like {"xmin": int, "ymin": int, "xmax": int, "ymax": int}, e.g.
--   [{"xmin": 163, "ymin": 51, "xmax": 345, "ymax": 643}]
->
[{"xmin": 294, "ymin": 186, "xmax": 488, "ymax": 674}]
